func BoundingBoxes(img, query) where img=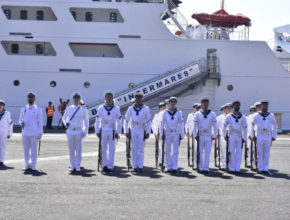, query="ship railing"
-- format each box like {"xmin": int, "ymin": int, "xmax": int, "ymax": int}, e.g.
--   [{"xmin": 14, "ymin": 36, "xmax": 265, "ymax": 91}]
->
[{"xmin": 94, "ymin": 0, "xmax": 165, "ymax": 3}]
